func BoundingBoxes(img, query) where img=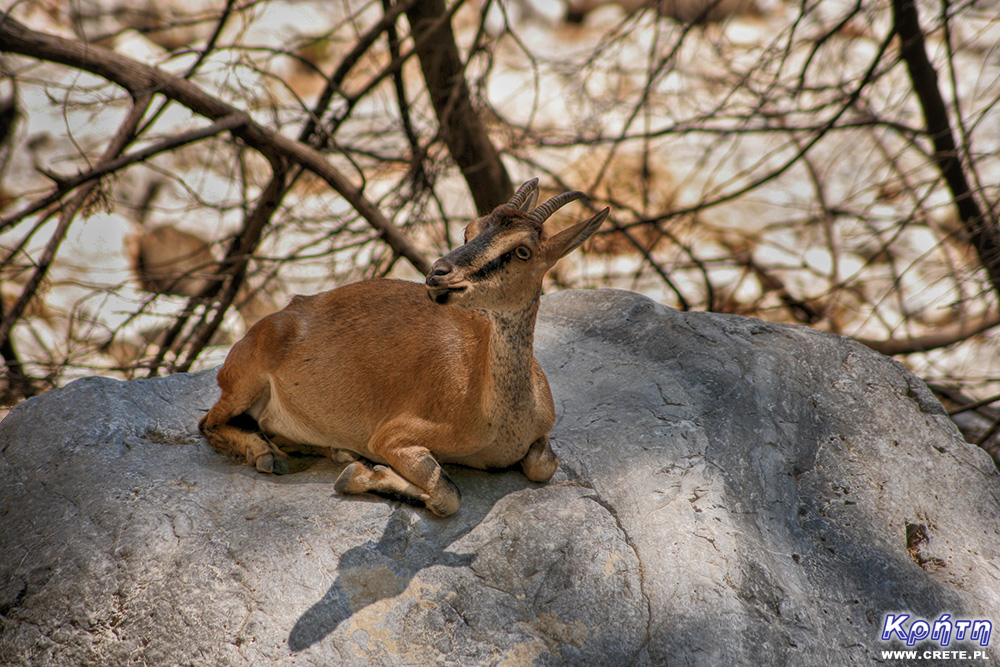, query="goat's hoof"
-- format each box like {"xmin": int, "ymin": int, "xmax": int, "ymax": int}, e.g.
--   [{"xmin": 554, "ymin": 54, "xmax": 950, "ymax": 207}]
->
[
  {"xmin": 273, "ymin": 456, "xmax": 290, "ymax": 475},
  {"xmin": 332, "ymin": 449, "xmax": 359, "ymax": 463},
  {"xmin": 426, "ymin": 494, "xmax": 460, "ymax": 518},
  {"xmin": 334, "ymin": 461, "xmax": 367, "ymax": 495},
  {"xmin": 255, "ymin": 453, "xmax": 289, "ymax": 475}
]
